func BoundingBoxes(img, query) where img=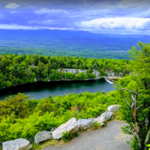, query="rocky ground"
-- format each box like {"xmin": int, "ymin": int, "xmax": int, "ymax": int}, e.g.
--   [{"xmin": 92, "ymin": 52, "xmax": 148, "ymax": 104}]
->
[{"xmin": 43, "ymin": 120, "xmax": 131, "ymax": 150}]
